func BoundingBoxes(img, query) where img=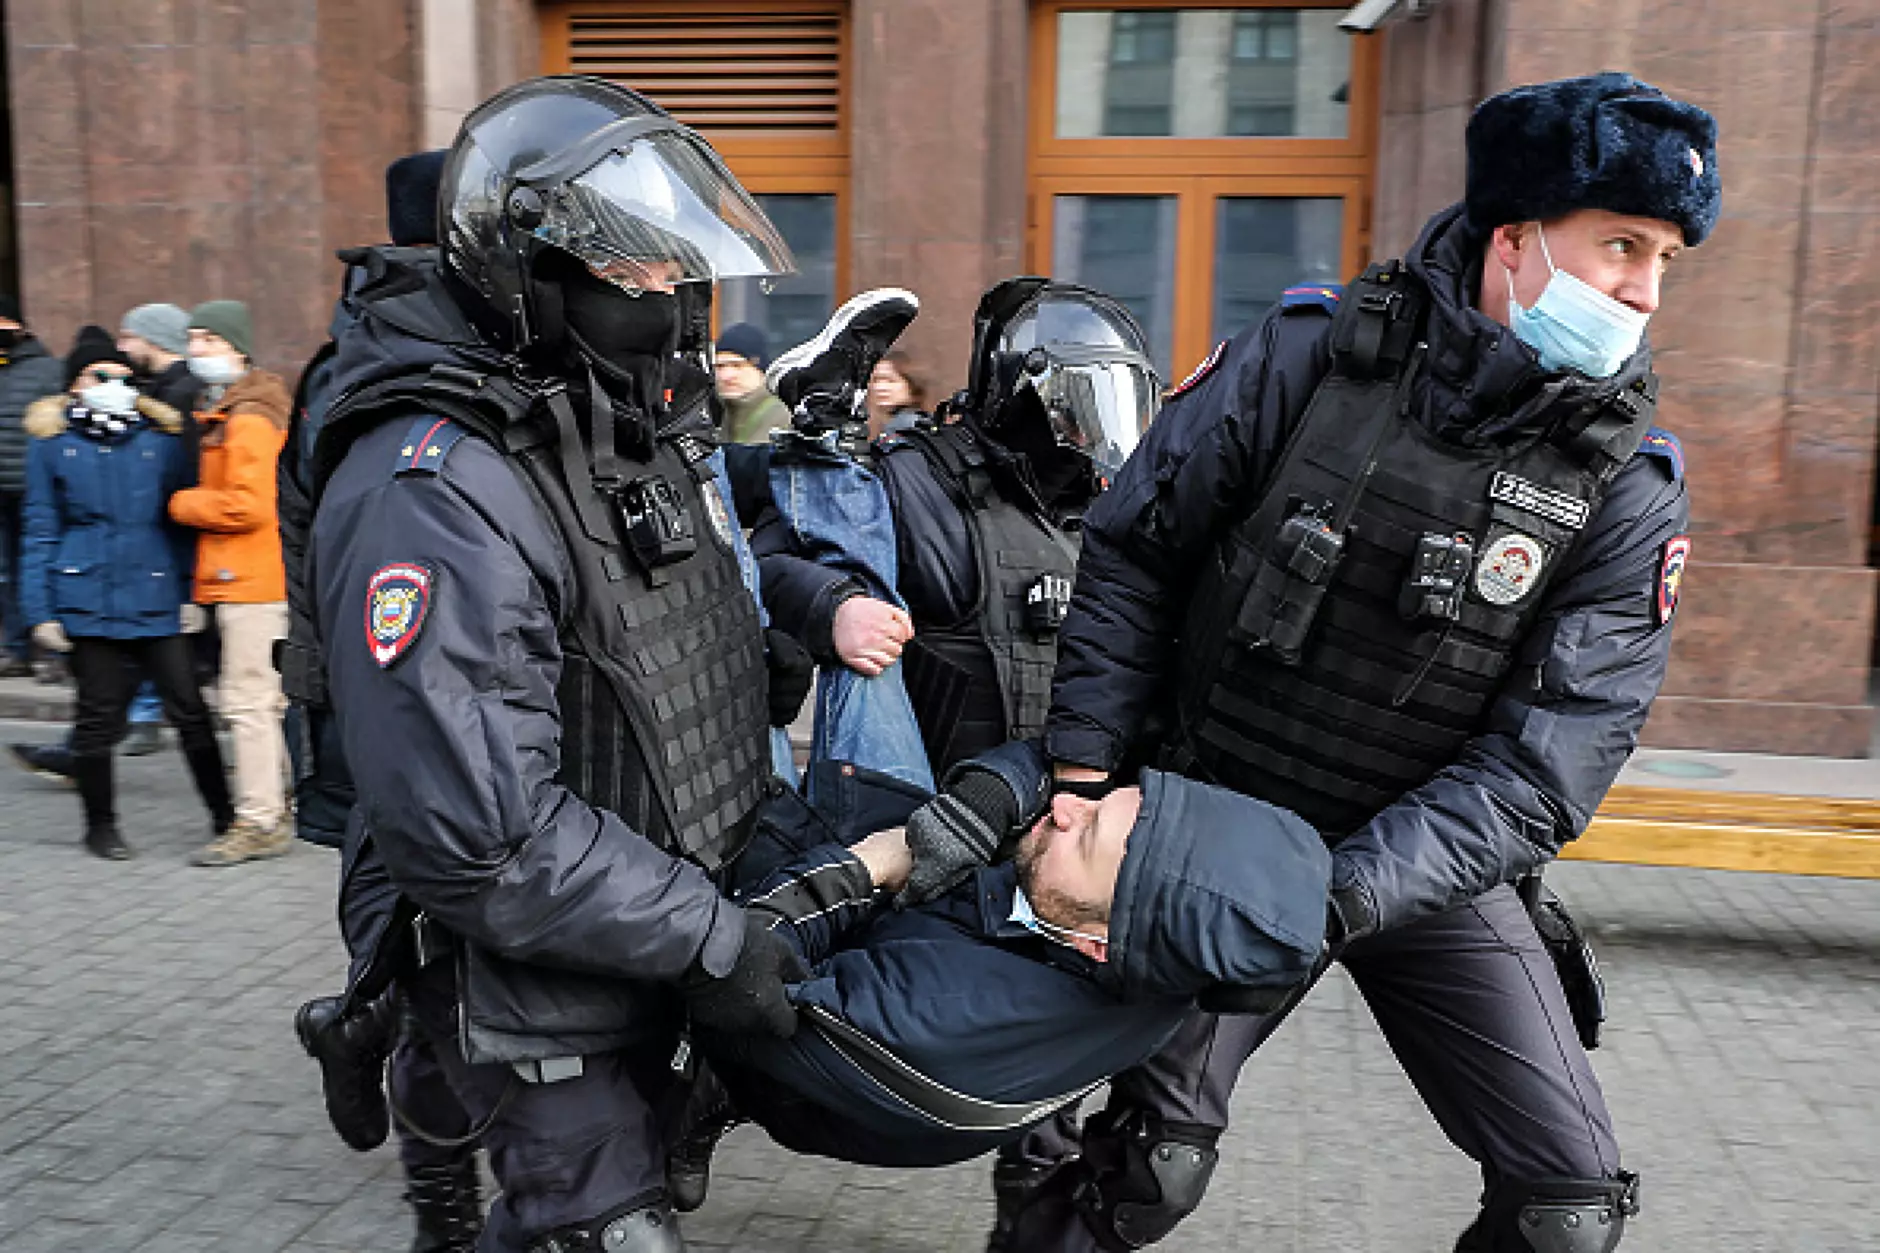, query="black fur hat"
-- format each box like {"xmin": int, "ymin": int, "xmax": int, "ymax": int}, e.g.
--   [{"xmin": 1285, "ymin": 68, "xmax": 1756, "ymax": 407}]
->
[
  {"xmin": 385, "ymin": 150, "xmax": 448, "ymax": 247},
  {"xmin": 1466, "ymin": 72, "xmax": 1721, "ymax": 245}
]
